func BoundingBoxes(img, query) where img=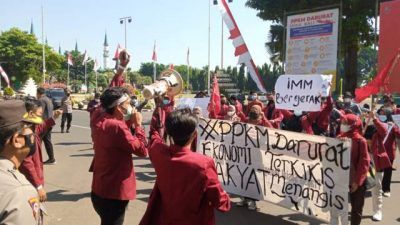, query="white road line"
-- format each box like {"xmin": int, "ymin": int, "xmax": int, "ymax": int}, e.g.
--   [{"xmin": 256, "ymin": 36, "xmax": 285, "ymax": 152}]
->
[{"xmin": 71, "ymin": 125, "xmax": 91, "ymax": 130}]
